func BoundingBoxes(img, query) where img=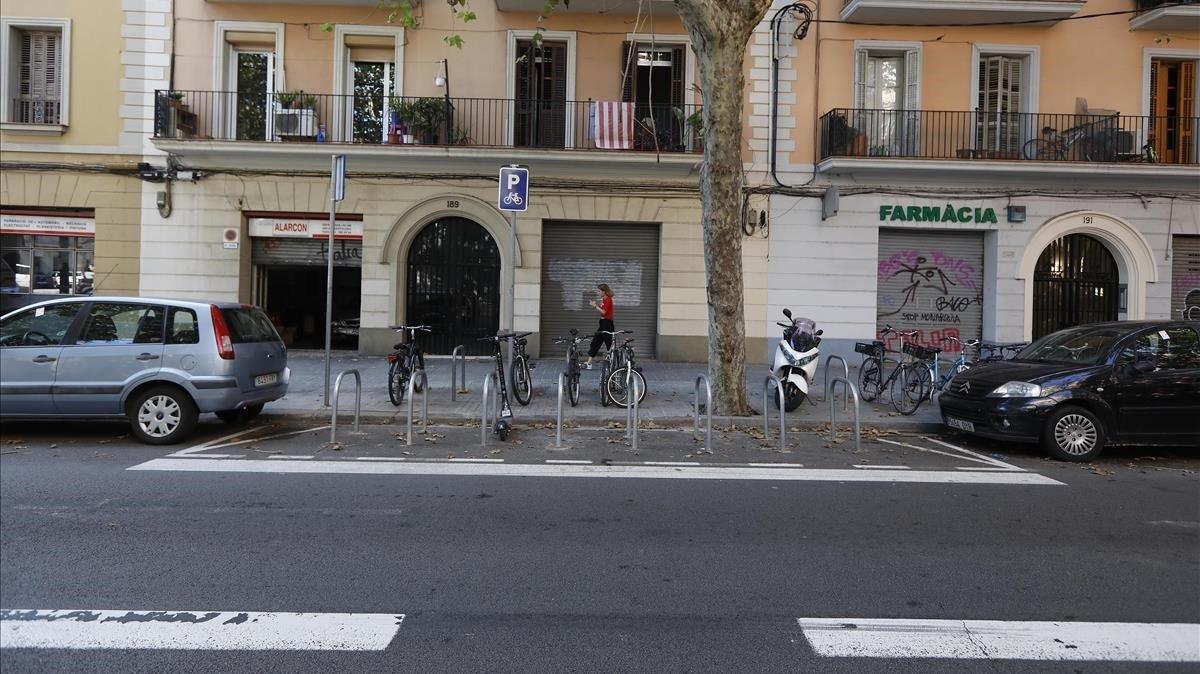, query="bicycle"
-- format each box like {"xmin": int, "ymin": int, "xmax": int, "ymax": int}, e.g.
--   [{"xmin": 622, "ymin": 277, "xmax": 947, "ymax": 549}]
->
[
  {"xmin": 552, "ymin": 328, "xmax": 584, "ymax": 407},
  {"xmin": 855, "ymin": 325, "xmax": 919, "ymax": 413},
  {"xmin": 596, "ymin": 329, "xmax": 632, "ymax": 407},
  {"xmin": 386, "ymin": 324, "xmax": 430, "ymax": 406},
  {"xmin": 975, "ymin": 340, "xmax": 1028, "ymax": 362},
  {"xmin": 603, "ymin": 335, "xmax": 647, "ymax": 408},
  {"xmin": 892, "ymin": 336, "xmax": 972, "ymax": 415},
  {"xmin": 478, "ymin": 331, "xmax": 517, "ymax": 441},
  {"xmin": 509, "ymin": 331, "xmax": 536, "ymax": 406},
  {"xmin": 1022, "ymin": 117, "xmax": 1117, "ymax": 162}
]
